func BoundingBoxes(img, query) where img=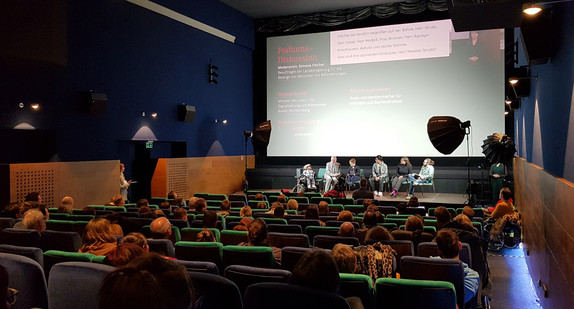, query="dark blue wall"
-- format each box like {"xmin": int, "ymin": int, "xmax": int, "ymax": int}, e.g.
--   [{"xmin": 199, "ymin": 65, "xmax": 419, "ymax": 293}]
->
[
  {"xmin": 513, "ymin": 2, "xmax": 574, "ymax": 181},
  {"xmin": 0, "ymin": 0, "xmax": 255, "ymax": 165}
]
